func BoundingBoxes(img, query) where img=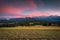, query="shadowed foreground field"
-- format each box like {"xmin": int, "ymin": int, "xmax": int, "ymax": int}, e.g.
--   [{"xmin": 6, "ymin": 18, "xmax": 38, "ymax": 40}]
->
[{"xmin": 0, "ymin": 26, "xmax": 60, "ymax": 40}]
